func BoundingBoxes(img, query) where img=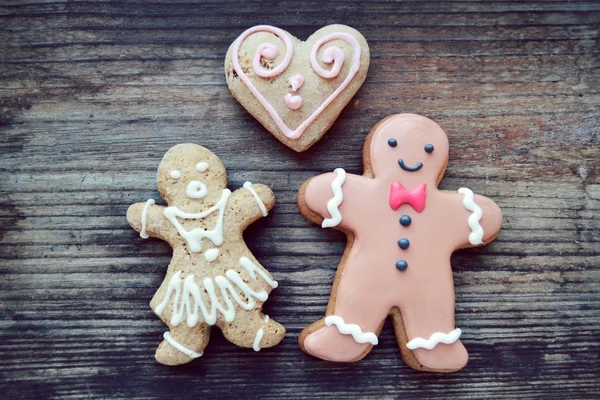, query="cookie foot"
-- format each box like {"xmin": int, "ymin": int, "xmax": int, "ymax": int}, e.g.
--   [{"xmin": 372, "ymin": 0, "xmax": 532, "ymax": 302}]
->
[
  {"xmin": 301, "ymin": 322, "xmax": 373, "ymax": 362},
  {"xmin": 410, "ymin": 340, "xmax": 469, "ymax": 372},
  {"xmin": 155, "ymin": 331, "xmax": 204, "ymax": 366},
  {"xmin": 252, "ymin": 316, "xmax": 286, "ymax": 351},
  {"xmin": 221, "ymin": 313, "xmax": 285, "ymax": 350}
]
